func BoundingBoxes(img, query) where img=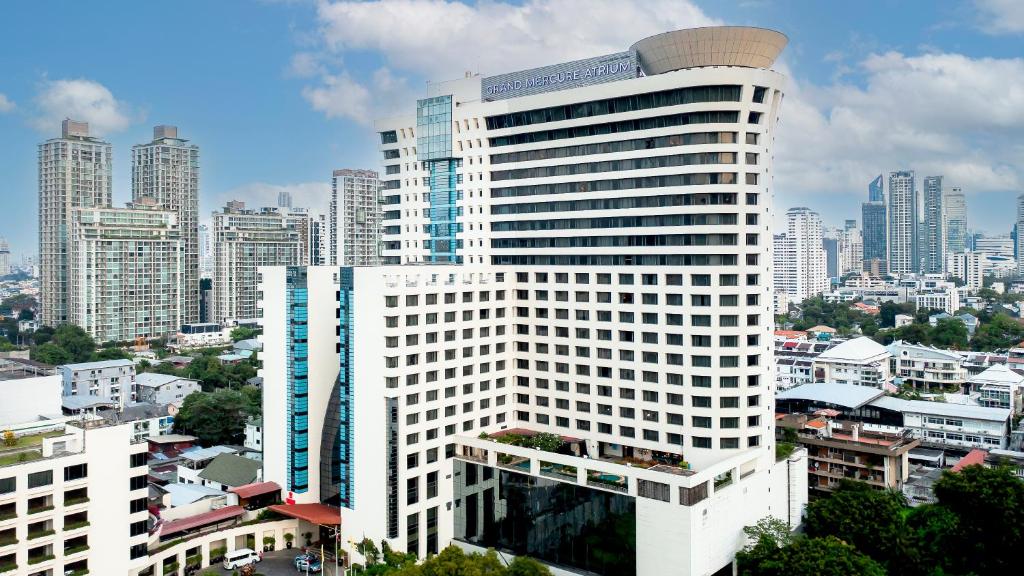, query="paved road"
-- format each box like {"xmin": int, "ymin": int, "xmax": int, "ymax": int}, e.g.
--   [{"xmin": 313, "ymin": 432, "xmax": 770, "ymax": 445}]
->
[{"xmin": 204, "ymin": 549, "xmax": 343, "ymax": 576}]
